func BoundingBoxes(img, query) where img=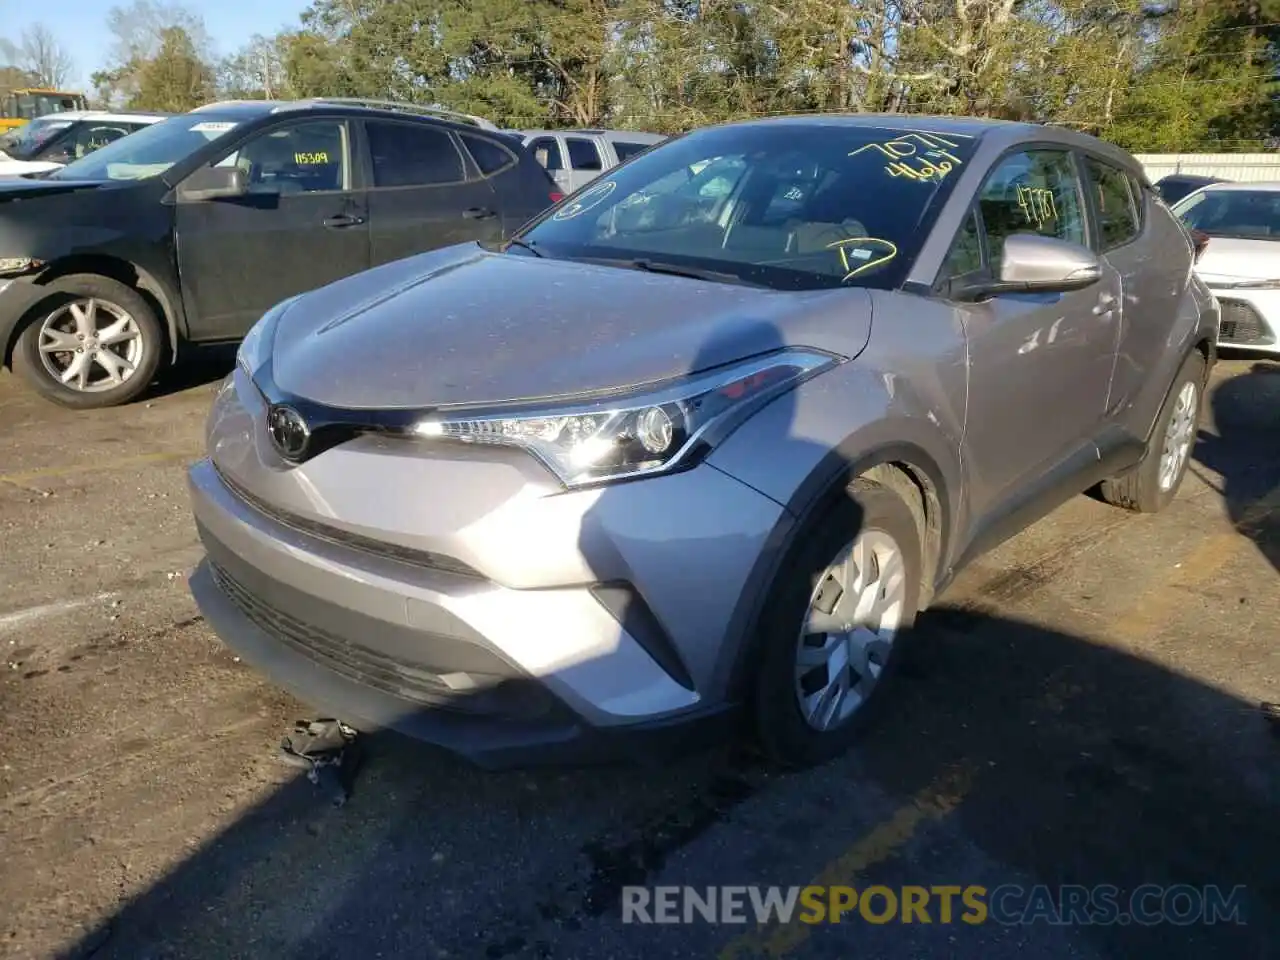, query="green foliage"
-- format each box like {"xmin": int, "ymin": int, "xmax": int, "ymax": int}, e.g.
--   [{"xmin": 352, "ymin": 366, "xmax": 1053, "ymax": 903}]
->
[{"xmin": 71, "ymin": 0, "xmax": 1280, "ymax": 150}]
